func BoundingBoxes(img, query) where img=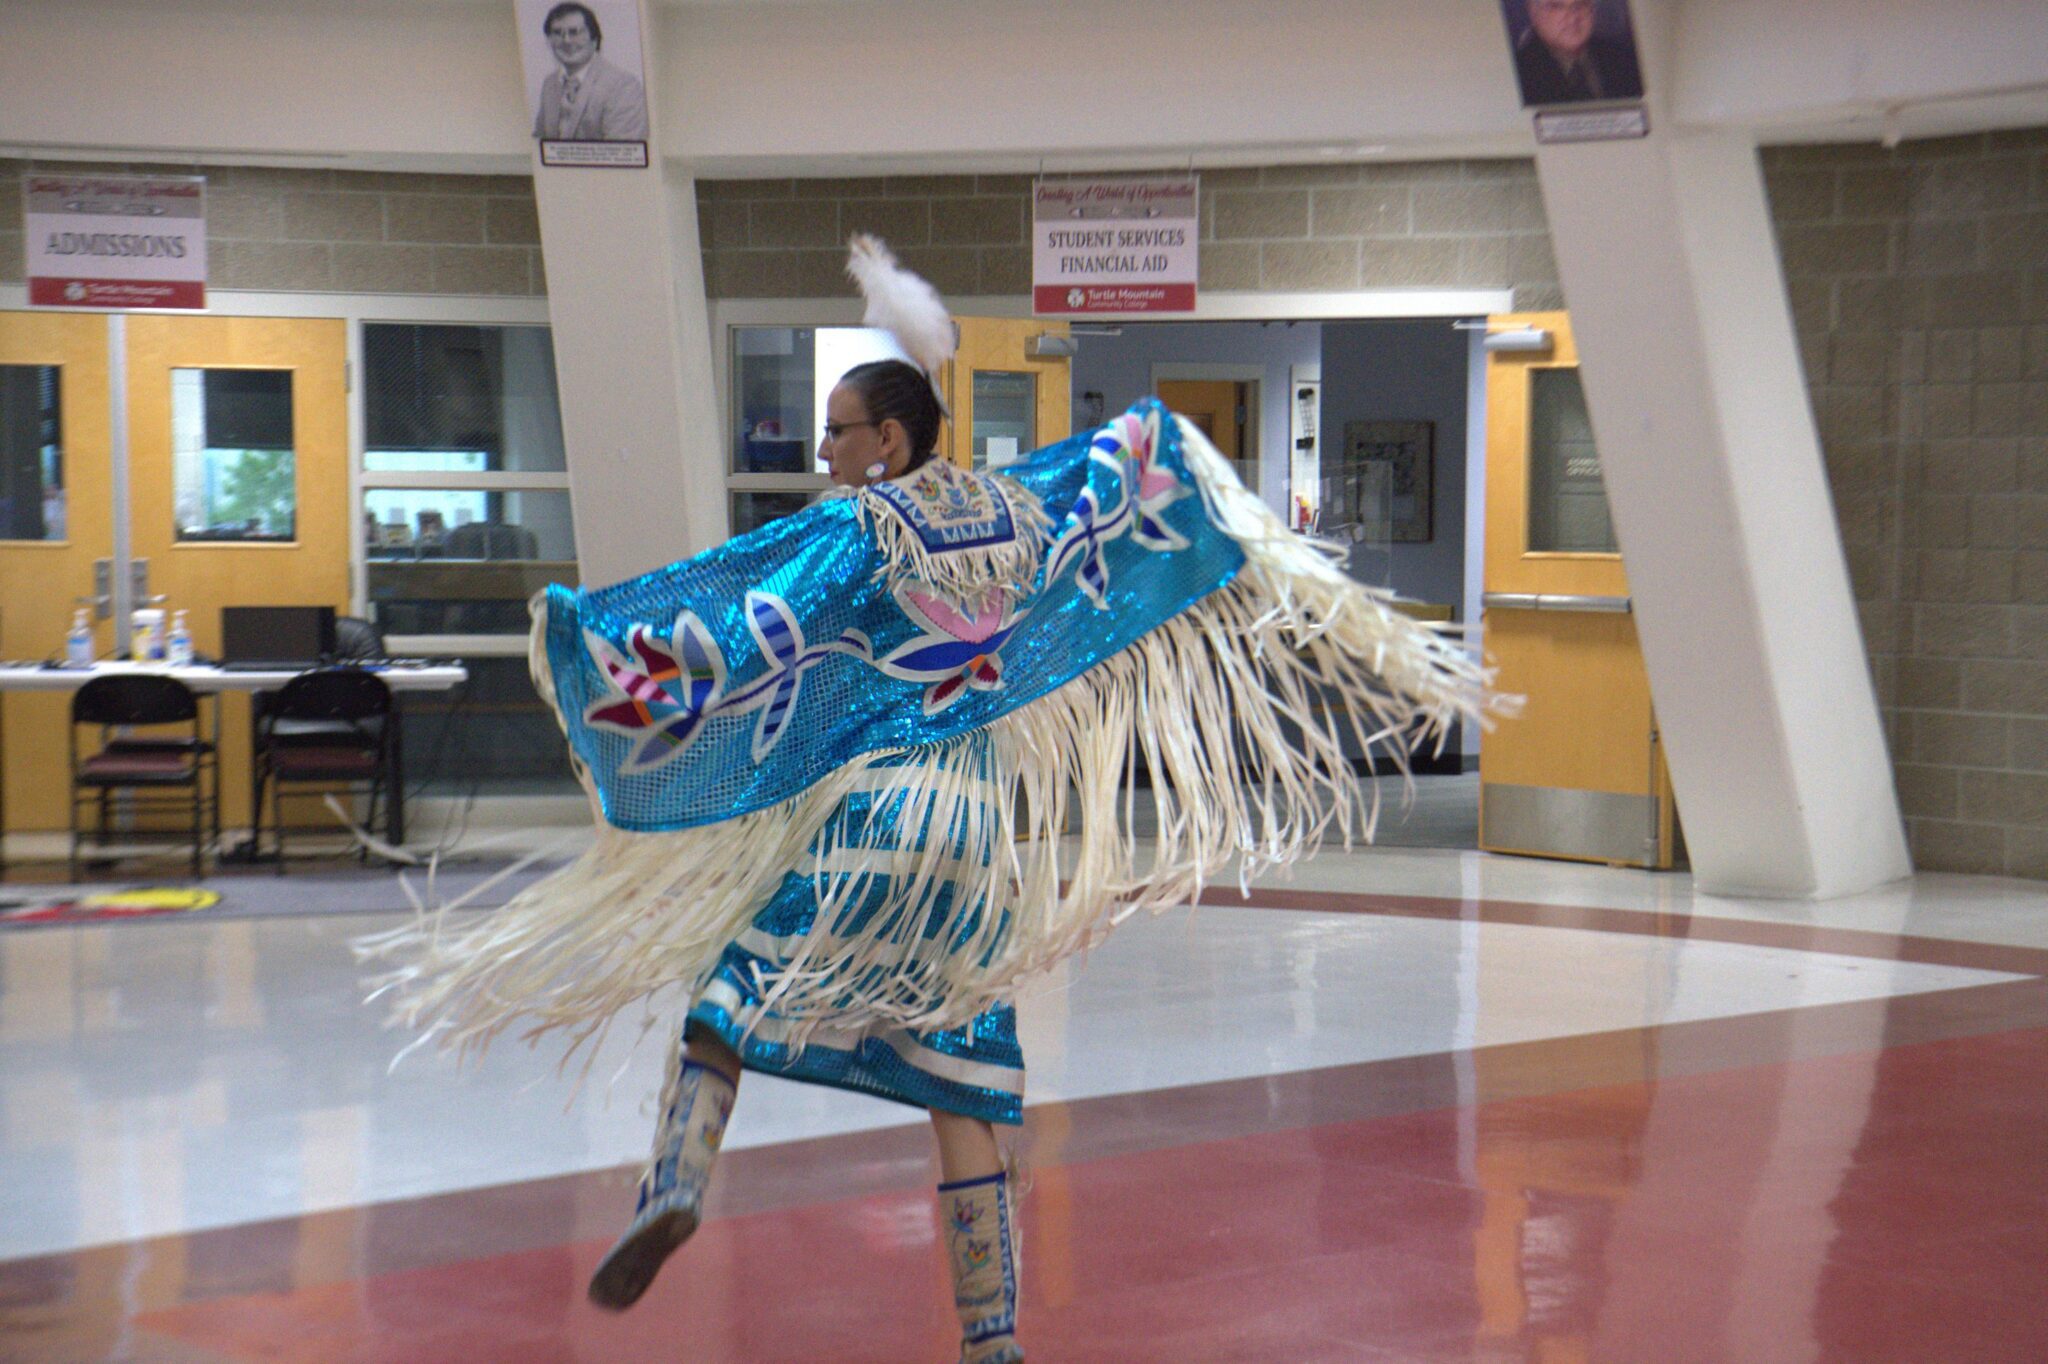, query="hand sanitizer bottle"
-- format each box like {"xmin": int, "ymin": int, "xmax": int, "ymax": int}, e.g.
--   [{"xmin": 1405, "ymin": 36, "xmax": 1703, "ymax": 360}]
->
[
  {"xmin": 167, "ymin": 609, "xmax": 193, "ymax": 667},
  {"xmin": 67, "ymin": 608, "xmax": 94, "ymax": 665}
]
